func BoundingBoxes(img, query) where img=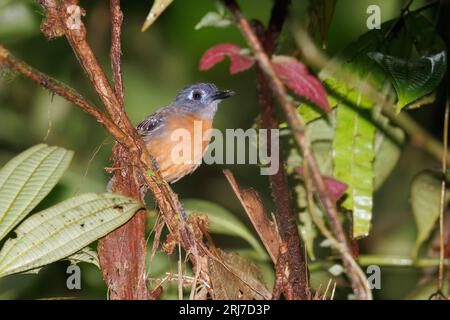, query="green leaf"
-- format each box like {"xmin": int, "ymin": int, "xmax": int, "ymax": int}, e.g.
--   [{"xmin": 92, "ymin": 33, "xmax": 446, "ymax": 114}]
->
[
  {"xmin": 298, "ymin": 203, "xmax": 317, "ymax": 260},
  {"xmin": 369, "ymin": 51, "xmax": 447, "ymax": 111},
  {"xmin": 195, "ymin": 11, "xmax": 231, "ymax": 30},
  {"xmin": 411, "ymin": 171, "xmax": 450, "ymax": 258},
  {"xmin": 374, "ymin": 114, "xmax": 405, "ymax": 190},
  {"xmin": 17, "ymin": 247, "xmax": 99, "ymax": 276},
  {"xmin": 67, "ymin": 246, "xmax": 99, "ymax": 268},
  {"xmin": 0, "ymin": 144, "xmax": 73, "ymax": 241},
  {"xmin": 290, "ymin": 12, "xmax": 445, "ymax": 241},
  {"xmin": 0, "ymin": 193, "xmax": 142, "ymax": 277},
  {"xmin": 182, "ymin": 199, "xmax": 267, "ymax": 260},
  {"xmin": 332, "ymin": 87, "xmax": 376, "ymax": 239}
]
